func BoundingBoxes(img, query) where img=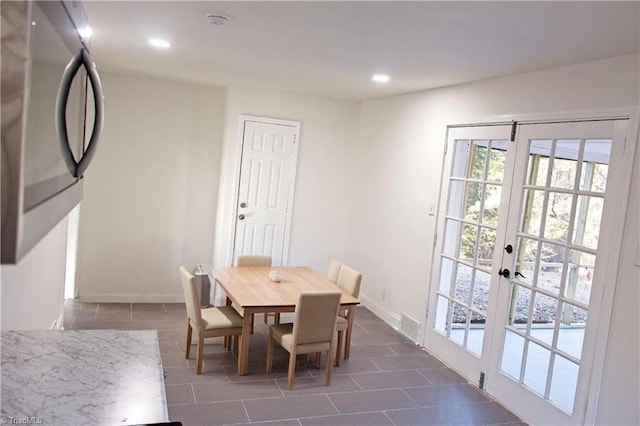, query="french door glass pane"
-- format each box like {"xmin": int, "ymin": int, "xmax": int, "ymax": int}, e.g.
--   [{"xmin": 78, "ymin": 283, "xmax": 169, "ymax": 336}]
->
[
  {"xmin": 451, "ymin": 141, "xmax": 471, "ymax": 177},
  {"xmin": 564, "ymin": 250, "xmax": 595, "ymax": 305},
  {"xmin": 478, "ymin": 227, "xmax": 497, "ymax": 263},
  {"xmin": 549, "ymin": 355, "xmax": 579, "ymax": 413},
  {"xmin": 573, "ymin": 196, "xmax": 604, "ymax": 250},
  {"xmin": 521, "ymin": 189, "xmax": 544, "ymax": 236},
  {"xmin": 531, "ymin": 293, "xmax": 558, "ymax": 344},
  {"xmin": 581, "ymin": 140, "xmax": 610, "ymax": 192},
  {"xmin": 556, "ymin": 302, "xmax": 587, "ymax": 359},
  {"xmin": 464, "ymin": 182, "xmax": 482, "ymax": 221},
  {"xmin": 472, "ymin": 270, "xmax": 490, "ymax": 315},
  {"xmin": 439, "ymin": 258, "xmax": 455, "ymax": 293},
  {"xmin": 528, "ymin": 155, "xmax": 550, "ymax": 186},
  {"xmin": 443, "ymin": 220, "xmax": 459, "ymax": 256},
  {"xmin": 544, "ymin": 192, "xmax": 573, "ymax": 241},
  {"xmin": 471, "ymin": 143, "xmax": 487, "ymax": 179},
  {"xmin": 435, "ymin": 296, "xmax": 449, "ymax": 333},
  {"xmin": 447, "ymin": 181, "xmax": 465, "ymax": 215},
  {"xmin": 511, "ymin": 284, "xmax": 532, "ymax": 324},
  {"xmin": 538, "ymin": 242, "xmax": 564, "ymax": 296},
  {"xmin": 454, "ymin": 264, "xmax": 473, "ymax": 303},
  {"xmin": 483, "ymin": 184, "xmax": 502, "ymax": 225},
  {"xmin": 460, "ymin": 224, "xmax": 477, "ymax": 260},
  {"xmin": 502, "ymin": 330, "xmax": 525, "ymax": 379},
  {"xmin": 523, "ymin": 341, "xmax": 550, "ymax": 396},
  {"xmin": 488, "ymin": 149, "xmax": 507, "ymax": 181},
  {"xmin": 516, "ymin": 237, "xmax": 537, "ymax": 286},
  {"xmin": 468, "ymin": 313, "xmax": 486, "ymax": 356}
]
